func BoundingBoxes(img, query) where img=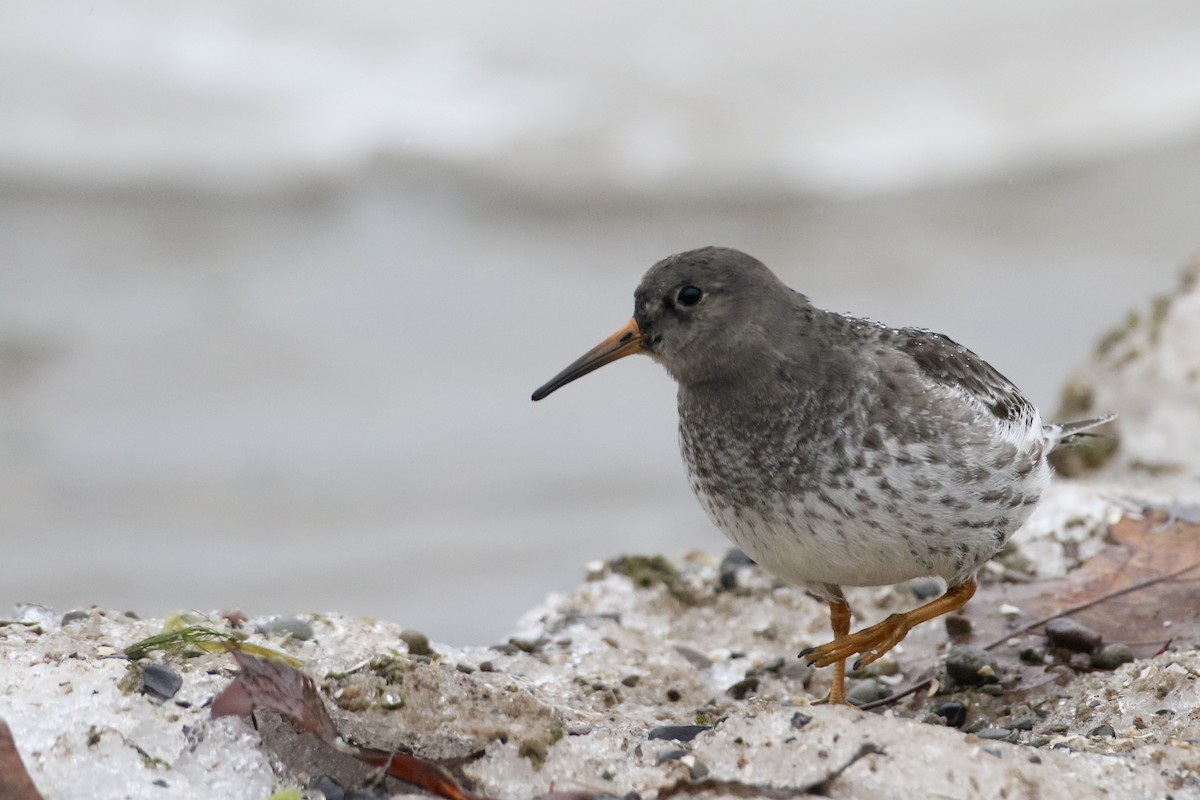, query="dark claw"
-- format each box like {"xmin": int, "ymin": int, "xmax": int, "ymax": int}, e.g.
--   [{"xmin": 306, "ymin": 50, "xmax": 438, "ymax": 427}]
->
[
  {"xmin": 797, "ymin": 647, "xmax": 815, "ymax": 659},
  {"xmin": 852, "ymin": 658, "xmax": 863, "ymax": 671}
]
